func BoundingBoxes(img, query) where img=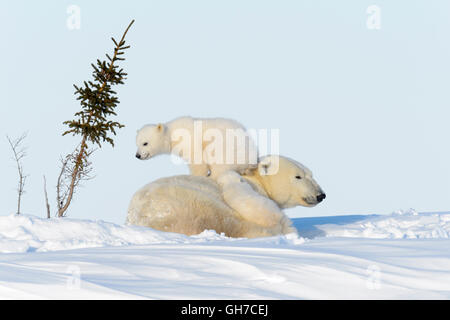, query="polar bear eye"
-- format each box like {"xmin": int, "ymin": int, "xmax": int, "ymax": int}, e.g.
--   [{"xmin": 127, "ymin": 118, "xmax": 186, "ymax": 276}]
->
[
  {"xmin": 295, "ymin": 175, "xmax": 302, "ymax": 180},
  {"xmin": 143, "ymin": 142, "xmax": 148, "ymax": 146}
]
